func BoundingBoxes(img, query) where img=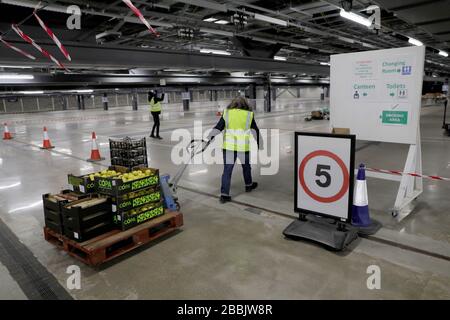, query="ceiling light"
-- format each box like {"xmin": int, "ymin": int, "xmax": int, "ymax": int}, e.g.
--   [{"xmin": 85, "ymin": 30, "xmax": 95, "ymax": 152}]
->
[
  {"xmin": 320, "ymin": 62, "xmax": 330, "ymax": 66},
  {"xmin": 438, "ymin": 50, "xmax": 448, "ymax": 57},
  {"xmin": 274, "ymin": 56, "xmax": 287, "ymax": 61},
  {"xmin": 0, "ymin": 65, "xmax": 32, "ymax": 69},
  {"xmin": 203, "ymin": 17, "xmax": 217, "ymax": 22},
  {"xmin": 254, "ymin": 13, "xmax": 288, "ymax": 27},
  {"xmin": 20, "ymin": 91, "xmax": 44, "ymax": 94},
  {"xmin": 200, "ymin": 49, "xmax": 231, "ymax": 55},
  {"xmin": 339, "ymin": 9, "xmax": 371, "ymax": 27},
  {"xmin": 214, "ymin": 20, "xmax": 229, "ymax": 25},
  {"xmin": 75, "ymin": 89, "xmax": 94, "ymax": 93},
  {"xmin": 0, "ymin": 74, "xmax": 34, "ymax": 80},
  {"xmin": 408, "ymin": 37, "xmax": 423, "ymax": 46}
]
